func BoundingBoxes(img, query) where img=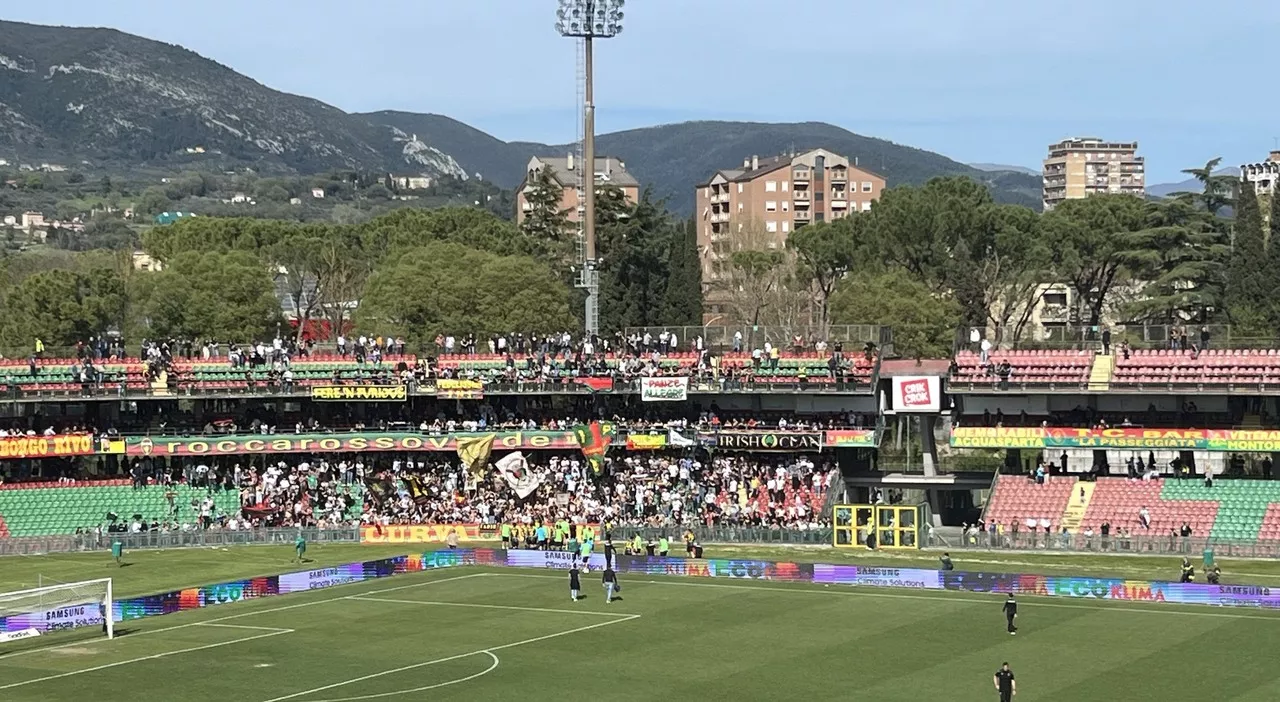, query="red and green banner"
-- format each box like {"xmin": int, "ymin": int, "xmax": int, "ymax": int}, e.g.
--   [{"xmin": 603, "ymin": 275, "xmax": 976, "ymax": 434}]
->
[
  {"xmin": 951, "ymin": 427, "xmax": 1280, "ymax": 452},
  {"xmin": 573, "ymin": 421, "xmax": 617, "ymax": 474},
  {"xmin": 823, "ymin": 429, "xmax": 879, "ymax": 448},
  {"xmin": 121, "ymin": 431, "xmax": 579, "ymax": 458}
]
